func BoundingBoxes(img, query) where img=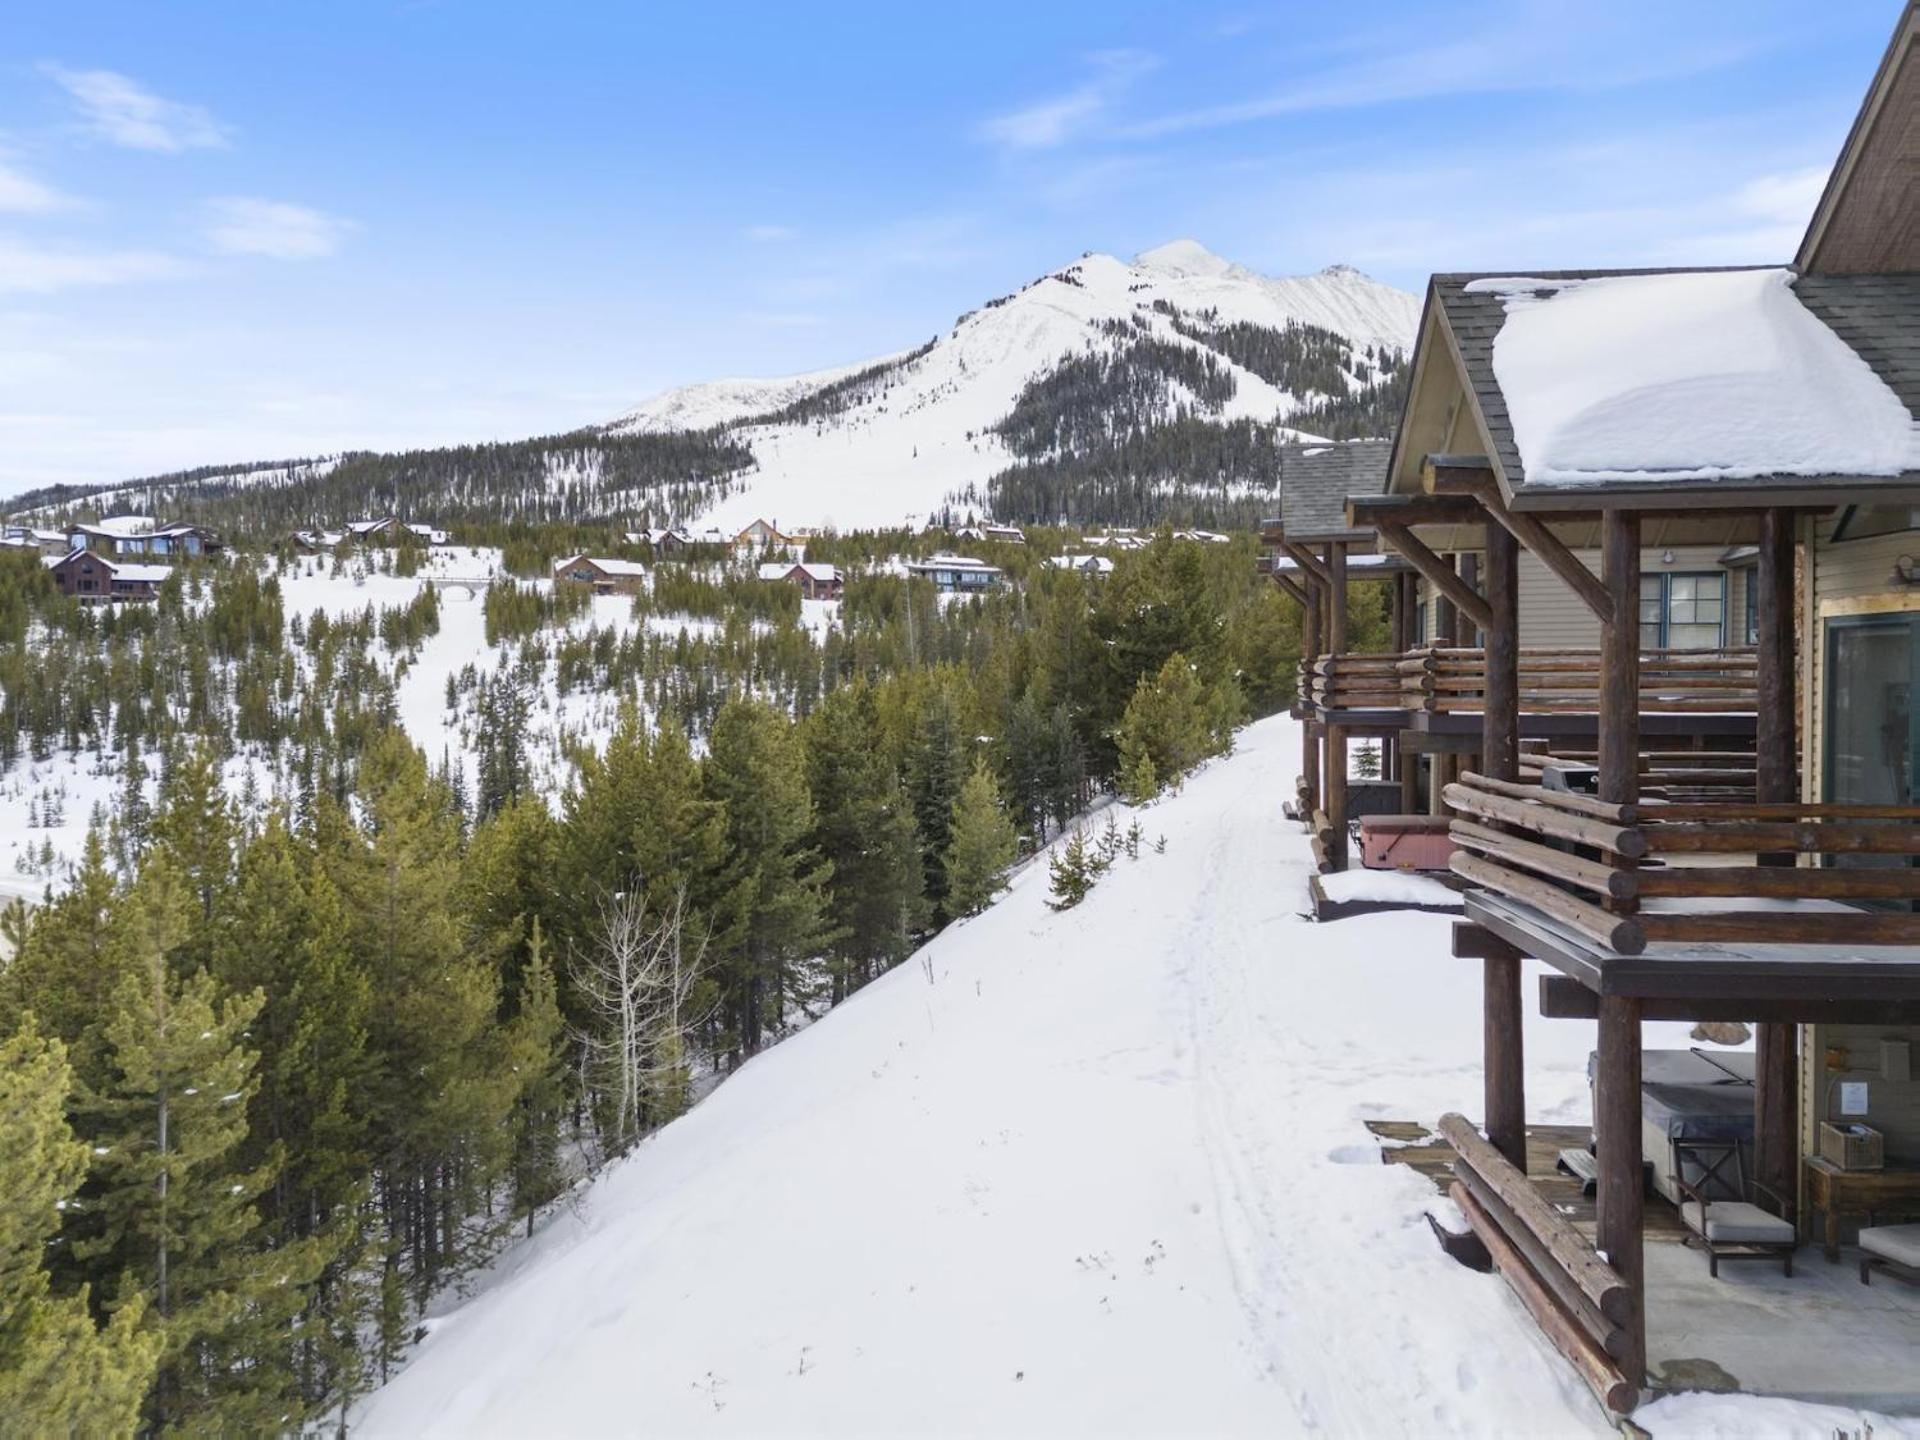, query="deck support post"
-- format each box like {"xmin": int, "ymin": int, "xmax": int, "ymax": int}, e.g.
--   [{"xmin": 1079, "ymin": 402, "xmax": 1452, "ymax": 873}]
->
[
  {"xmin": 1483, "ymin": 524, "xmax": 1518, "ymax": 785},
  {"xmin": 1595, "ymin": 994, "xmax": 1646, "ymax": 1395},
  {"xmin": 1481, "ymin": 932, "xmax": 1528, "ymax": 1173},
  {"xmin": 1301, "ymin": 575, "xmax": 1321, "ymax": 815},
  {"xmin": 1753, "ymin": 507, "xmax": 1799, "ymax": 1207},
  {"xmin": 1594, "ymin": 509, "xmax": 1646, "ymax": 1399},
  {"xmin": 1457, "ymin": 553, "xmax": 1480, "ymax": 645},
  {"xmin": 1326, "ymin": 543, "xmax": 1349, "ymax": 870}
]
